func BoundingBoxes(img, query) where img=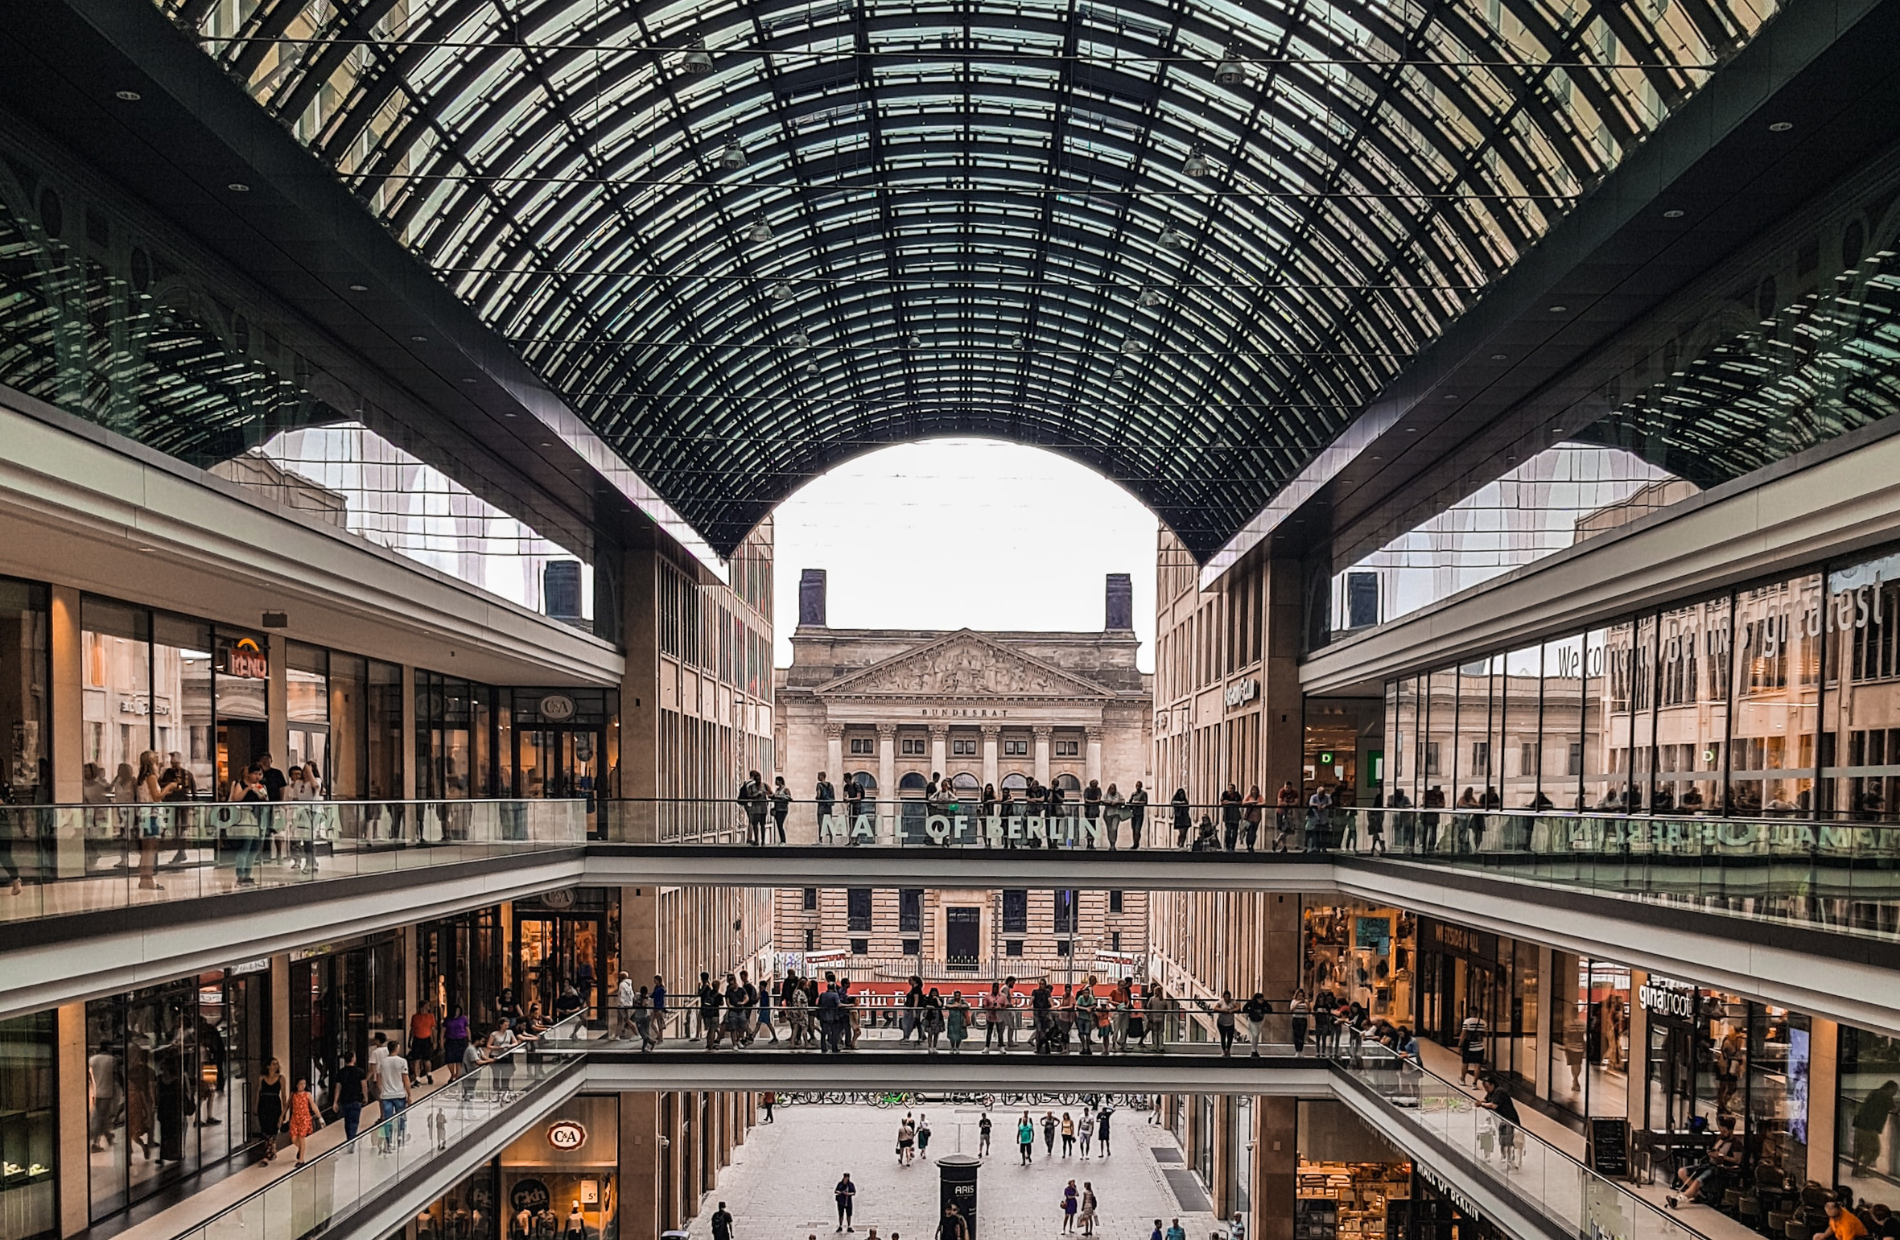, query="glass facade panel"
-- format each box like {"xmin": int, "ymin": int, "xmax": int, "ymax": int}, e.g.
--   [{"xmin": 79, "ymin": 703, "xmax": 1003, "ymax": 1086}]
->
[
  {"xmin": 367, "ymin": 660, "xmax": 404, "ymax": 799},
  {"xmin": 1823, "ymin": 549, "xmax": 1900, "ymax": 821},
  {"xmin": 1582, "ymin": 627, "xmax": 1614, "ymax": 809},
  {"xmin": 1424, "ymin": 667, "xmax": 1457, "ymax": 819},
  {"xmin": 1543, "ymin": 635, "xmax": 1584, "ymax": 811},
  {"xmin": 1454, "ymin": 659, "xmax": 1492, "ymax": 811},
  {"xmin": 1839, "ymin": 1024, "xmax": 1900, "ymax": 1198},
  {"xmin": 152, "ymin": 614, "xmax": 214, "ymax": 798},
  {"xmin": 1731, "ymin": 573, "xmax": 1823, "ymax": 814},
  {"xmin": 1655, "ymin": 596, "xmax": 1731, "ymax": 813},
  {"xmin": 1501, "ymin": 646, "xmax": 1542, "ymax": 809},
  {"xmin": 1630, "ymin": 615, "xmax": 1659, "ymax": 810}
]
